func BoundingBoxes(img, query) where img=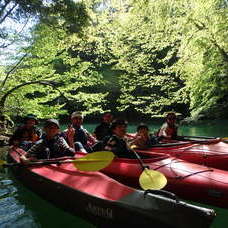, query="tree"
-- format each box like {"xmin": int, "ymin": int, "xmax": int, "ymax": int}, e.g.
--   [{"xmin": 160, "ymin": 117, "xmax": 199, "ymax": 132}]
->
[
  {"xmin": 0, "ymin": 0, "xmax": 90, "ymax": 62},
  {"xmin": 90, "ymin": 0, "xmax": 186, "ymax": 117},
  {"xmin": 1, "ymin": 0, "xmax": 227, "ymax": 122},
  {"xmin": 0, "ymin": 1, "xmax": 106, "ymax": 121},
  {"xmin": 0, "ymin": 21, "xmax": 108, "ymax": 119},
  {"xmin": 99, "ymin": 0, "xmax": 228, "ymax": 119},
  {"xmin": 147, "ymin": 0, "xmax": 228, "ymax": 119},
  {"xmin": 175, "ymin": 0, "xmax": 228, "ymax": 119}
]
